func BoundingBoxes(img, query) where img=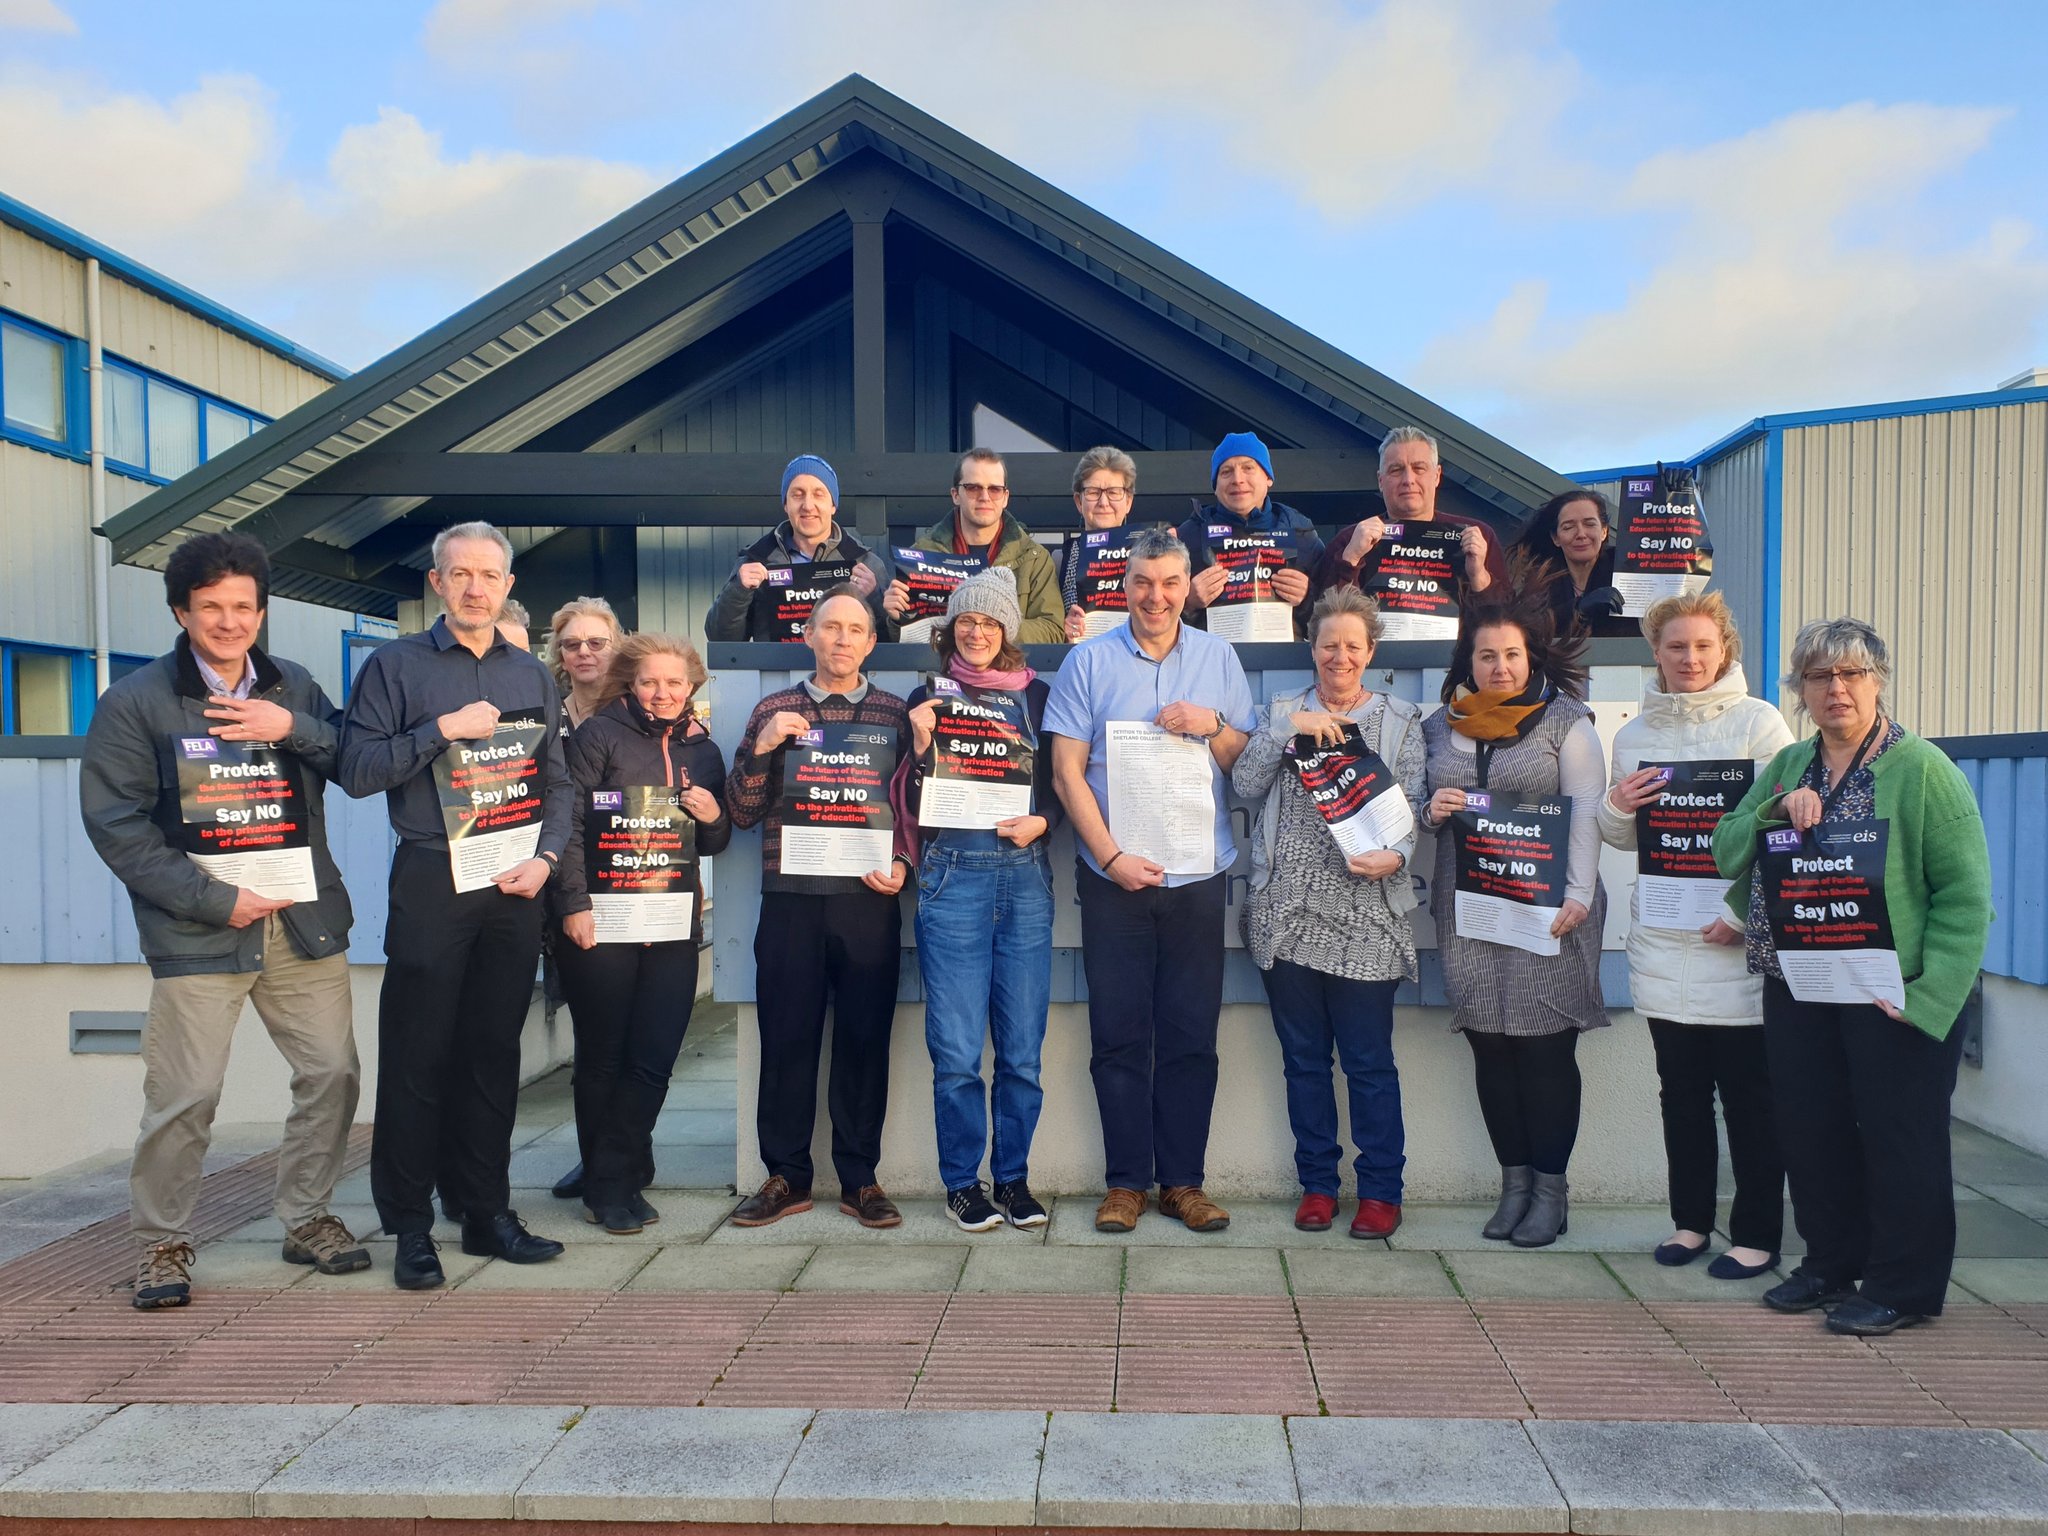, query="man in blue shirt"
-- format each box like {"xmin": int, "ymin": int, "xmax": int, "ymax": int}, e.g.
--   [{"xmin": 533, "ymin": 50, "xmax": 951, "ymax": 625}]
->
[{"xmin": 1044, "ymin": 526, "xmax": 1256, "ymax": 1235}]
